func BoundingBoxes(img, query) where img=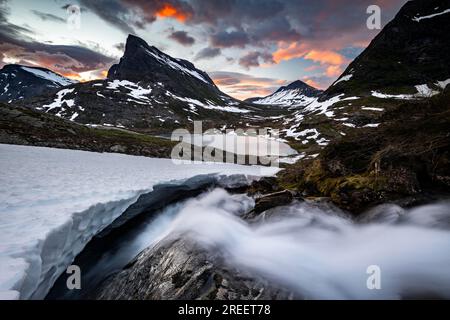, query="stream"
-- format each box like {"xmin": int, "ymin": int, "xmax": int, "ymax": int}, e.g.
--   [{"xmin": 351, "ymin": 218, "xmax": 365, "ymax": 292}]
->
[{"xmin": 46, "ymin": 183, "xmax": 450, "ymax": 300}]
